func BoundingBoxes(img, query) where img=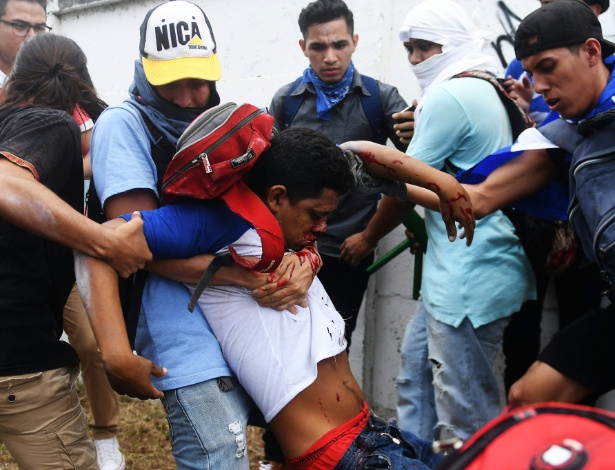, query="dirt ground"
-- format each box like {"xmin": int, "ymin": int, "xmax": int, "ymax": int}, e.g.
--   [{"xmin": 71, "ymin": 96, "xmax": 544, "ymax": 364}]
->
[{"xmin": 0, "ymin": 385, "xmax": 266, "ymax": 469}]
